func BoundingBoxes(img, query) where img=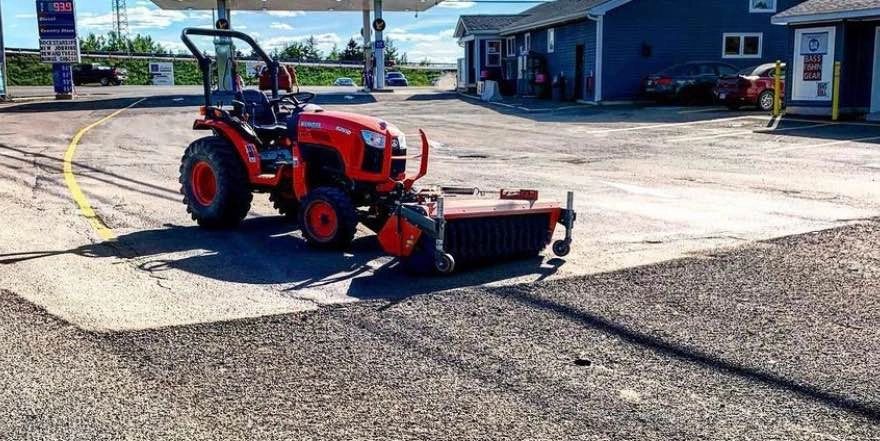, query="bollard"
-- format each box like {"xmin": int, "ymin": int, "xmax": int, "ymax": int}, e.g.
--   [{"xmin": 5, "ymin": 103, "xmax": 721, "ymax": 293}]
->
[
  {"xmin": 832, "ymin": 61, "xmax": 841, "ymax": 121},
  {"xmin": 773, "ymin": 60, "xmax": 782, "ymax": 117}
]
